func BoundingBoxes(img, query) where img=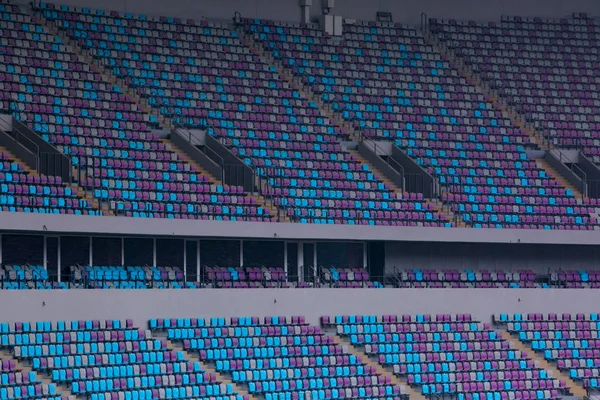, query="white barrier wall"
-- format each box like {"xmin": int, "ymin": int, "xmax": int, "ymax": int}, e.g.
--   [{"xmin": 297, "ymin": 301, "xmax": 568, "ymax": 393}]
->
[
  {"xmin": 4, "ymin": 212, "xmax": 600, "ymax": 245},
  {"xmin": 1, "ymin": 289, "xmax": 600, "ymax": 328}
]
